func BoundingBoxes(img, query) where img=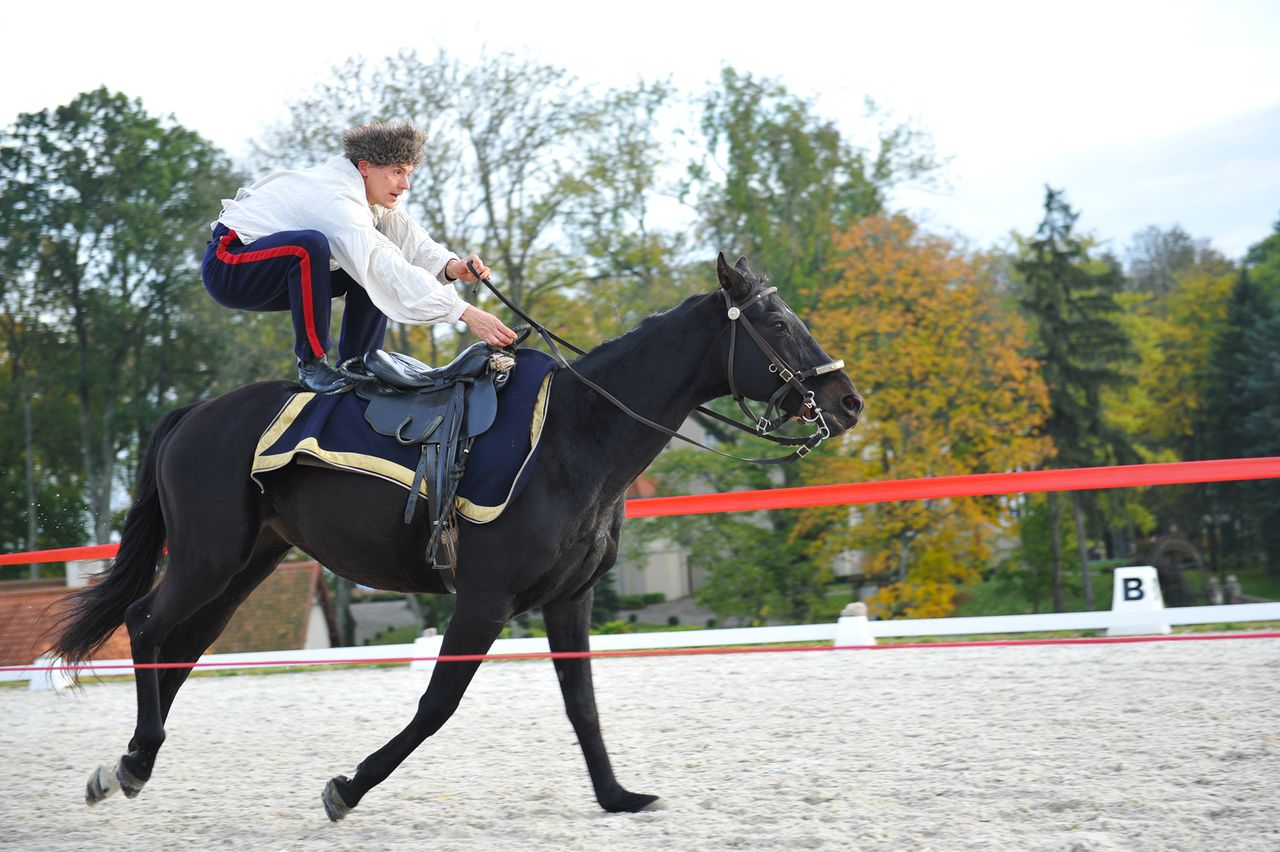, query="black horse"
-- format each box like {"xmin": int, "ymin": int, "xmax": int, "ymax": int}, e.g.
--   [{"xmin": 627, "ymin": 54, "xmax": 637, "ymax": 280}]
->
[{"xmin": 53, "ymin": 254, "xmax": 863, "ymax": 820}]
